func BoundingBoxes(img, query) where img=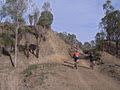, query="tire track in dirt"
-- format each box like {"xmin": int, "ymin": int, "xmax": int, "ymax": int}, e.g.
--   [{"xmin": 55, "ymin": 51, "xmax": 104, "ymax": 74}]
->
[
  {"xmin": 74, "ymin": 69, "xmax": 92, "ymax": 90},
  {"xmin": 76, "ymin": 60, "xmax": 120, "ymax": 90}
]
